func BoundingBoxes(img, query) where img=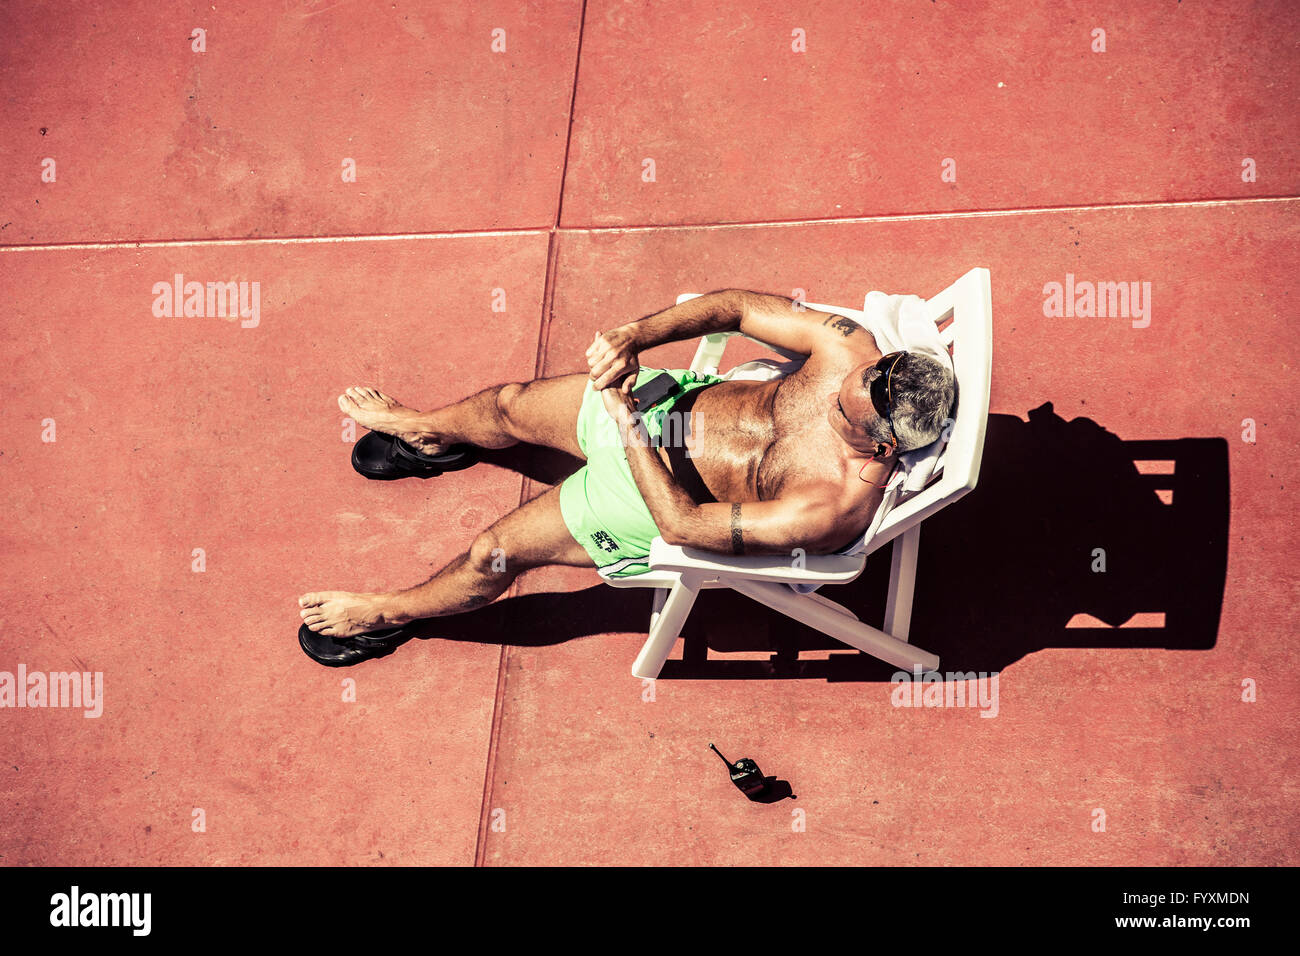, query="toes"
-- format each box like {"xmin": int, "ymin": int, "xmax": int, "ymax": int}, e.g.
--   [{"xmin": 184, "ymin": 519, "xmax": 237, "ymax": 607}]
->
[
  {"xmin": 306, "ymin": 619, "xmax": 327, "ymax": 633},
  {"xmin": 338, "ymin": 386, "xmax": 398, "ymax": 413},
  {"xmin": 299, "ymin": 593, "xmax": 325, "ymax": 608}
]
